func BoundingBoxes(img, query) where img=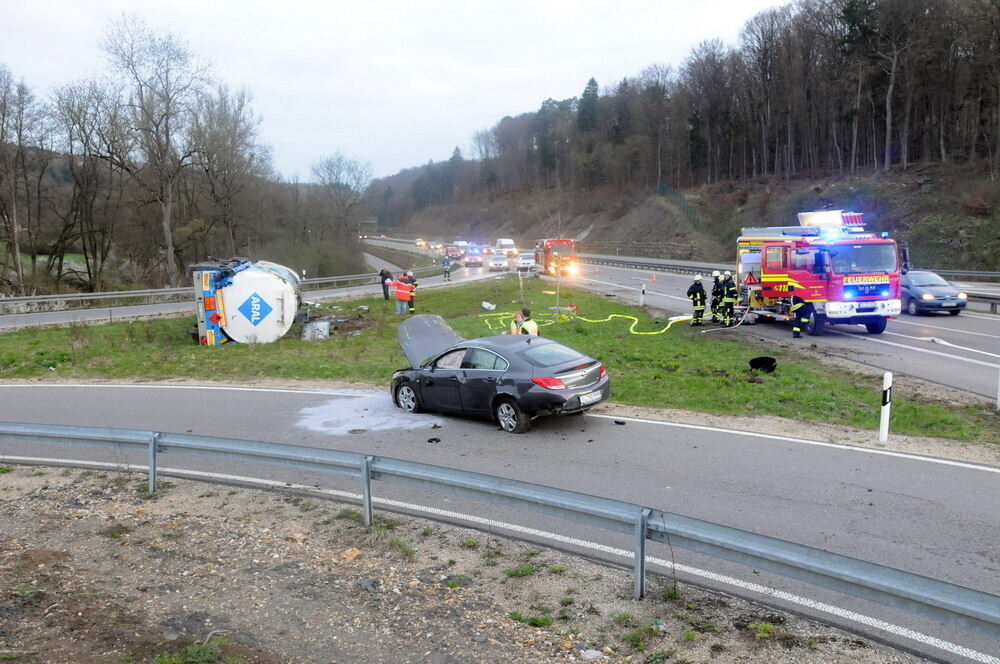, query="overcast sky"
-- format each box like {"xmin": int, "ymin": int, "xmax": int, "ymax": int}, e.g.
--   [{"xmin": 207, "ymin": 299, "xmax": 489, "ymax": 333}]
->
[{"xmin": 3, "ymin": 0, "xmax": 785, "ymax": 180}]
